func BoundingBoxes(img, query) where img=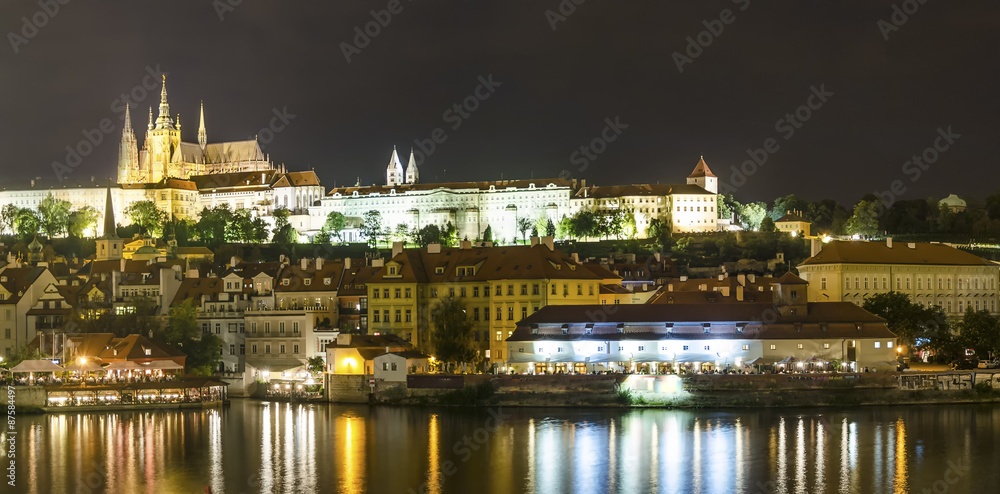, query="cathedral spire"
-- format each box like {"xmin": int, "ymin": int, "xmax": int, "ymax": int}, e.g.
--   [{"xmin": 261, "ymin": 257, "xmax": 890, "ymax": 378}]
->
[
  {"xmin": 405, "ymin": 147, "xmax": 419, "ymax": 184},
  {"xmin": 198, "ymin": 101, "xmax": 207, "ymax": 150},
  {"xmin": 122, "ymin": 104, "xmax": 133, "ymax": 136},
  {"xmin": 147, "ymin": 107, "xmax": 154, "ymax": 130},
  {"xmin": 155, "ymin": 74, "xmax": 174, "ymax": 129},
  {"xmin": 102, "ymin": 185, "xmax": 119, "ymax": 240},
  {"xmin": 386, "ymin": 146, "xmax": 404, "ymax": 186}
]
